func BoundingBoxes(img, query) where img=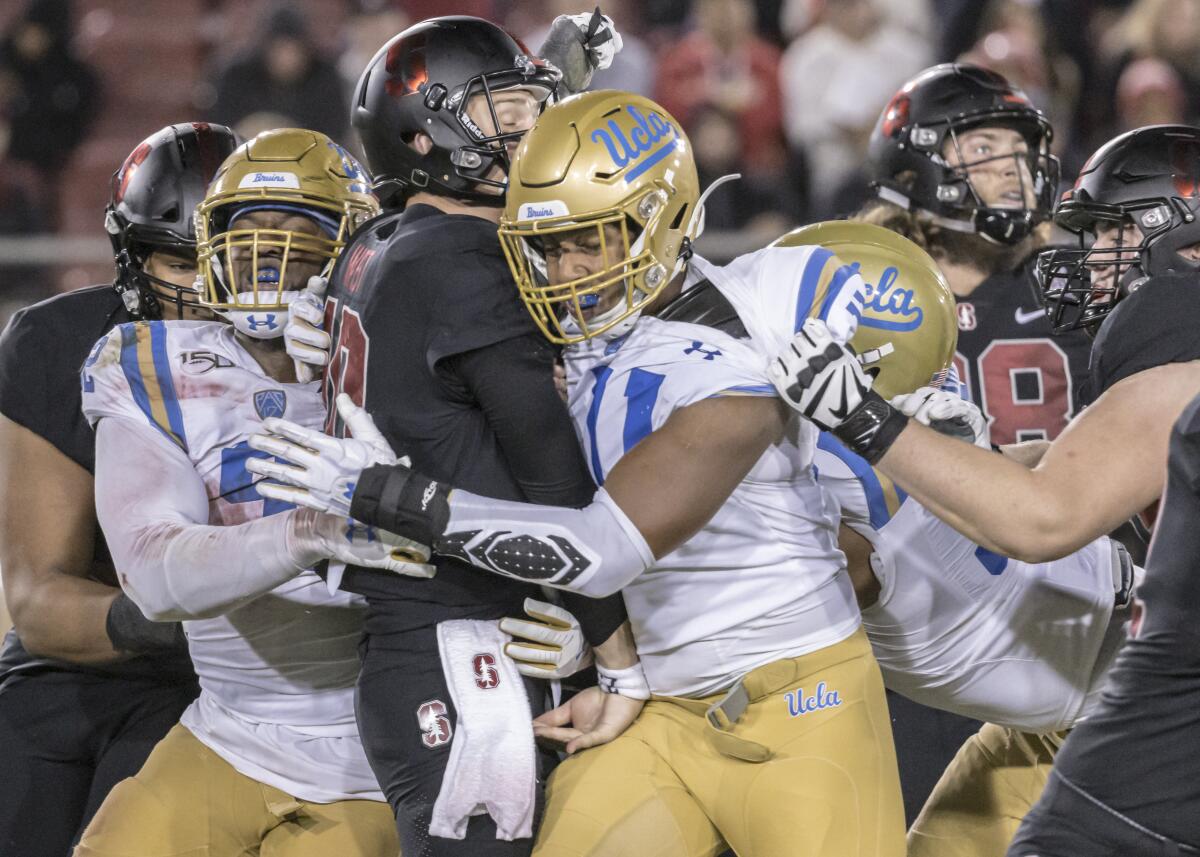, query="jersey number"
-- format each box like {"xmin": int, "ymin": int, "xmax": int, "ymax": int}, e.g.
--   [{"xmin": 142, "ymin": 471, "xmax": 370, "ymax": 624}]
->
[
  {"xmin": 953, "ymin": 339, "xmax": 1073, "ymax": 444},
  {"xmin": 219, "ymin": 441, "xmax": 294, "ymax": 517},
  {"xmin": 584, "ymin": 367, "xmax": 666, "ymax": 485},
  {"xmin": 323, "ymin": 297, "xmax": 370, "ymax": 436}
]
